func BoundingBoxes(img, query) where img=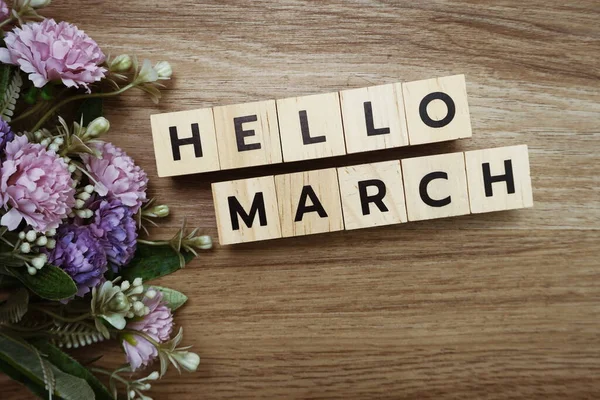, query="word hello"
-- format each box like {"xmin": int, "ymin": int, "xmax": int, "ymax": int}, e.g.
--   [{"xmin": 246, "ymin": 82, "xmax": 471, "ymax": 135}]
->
[
  {"xmin": 150, "ymin": 74, "xmax": 472, "ymax": 177},
  {"xmin": 212, "ymin": 145, "xmax": 533, "ymax": 245}
]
